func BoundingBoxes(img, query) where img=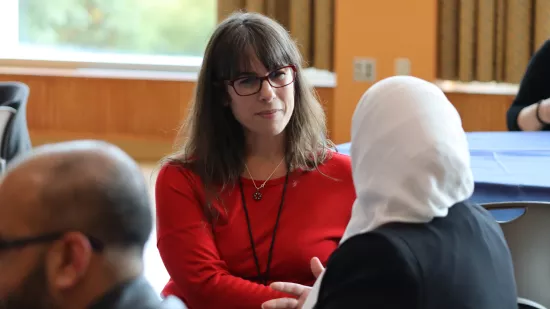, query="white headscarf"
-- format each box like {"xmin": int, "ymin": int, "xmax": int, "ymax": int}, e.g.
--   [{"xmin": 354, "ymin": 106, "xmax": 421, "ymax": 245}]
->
[{"xmin": 303, "ymin": 76, "xmax": 474, "ymax": 309}]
